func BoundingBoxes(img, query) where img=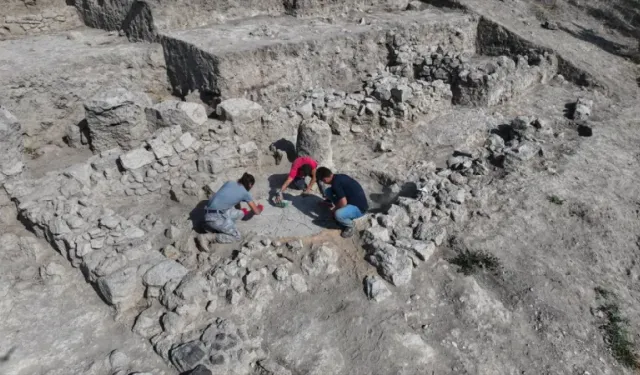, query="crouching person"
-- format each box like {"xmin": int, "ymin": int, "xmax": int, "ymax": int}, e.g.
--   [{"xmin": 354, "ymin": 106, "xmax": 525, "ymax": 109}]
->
[
  {"xmin": 316, "ymin": 167, "xmax": 368, "ymax": 238},
  {"xmin": 204, "ymin": 172, "xmax": 263, "ymax": 243},
  {"xmin": 275, "ymin": 155, "xmax": 321, "ymax": 203}
]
